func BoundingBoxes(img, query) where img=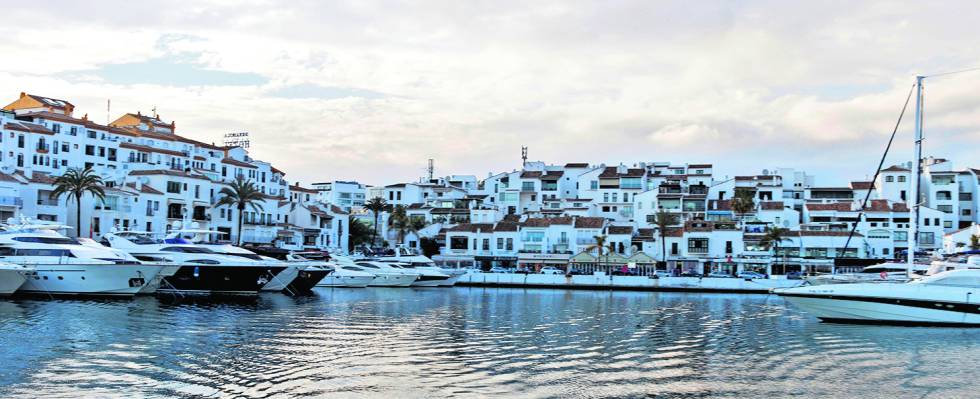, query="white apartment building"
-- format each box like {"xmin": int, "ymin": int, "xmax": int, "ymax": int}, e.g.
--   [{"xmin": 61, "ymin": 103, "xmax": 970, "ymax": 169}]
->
[{"xmin": 1, "ymin": 92, "xmax": 349, "ymax": 253}]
